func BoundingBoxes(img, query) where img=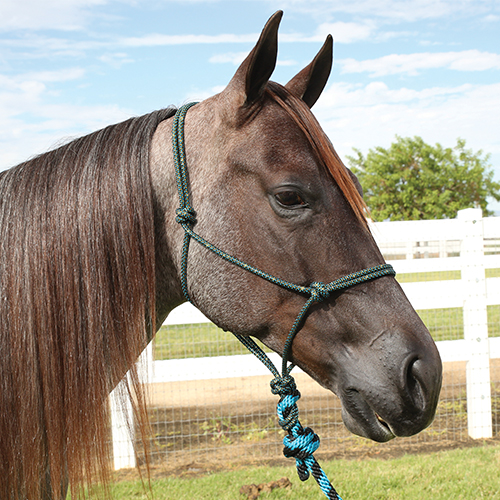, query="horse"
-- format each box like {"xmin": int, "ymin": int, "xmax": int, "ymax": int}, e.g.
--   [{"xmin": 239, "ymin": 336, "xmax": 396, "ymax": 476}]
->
[{"xmin": 0, "ymin": 11, "xmax": 442, "ymax": 500}]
